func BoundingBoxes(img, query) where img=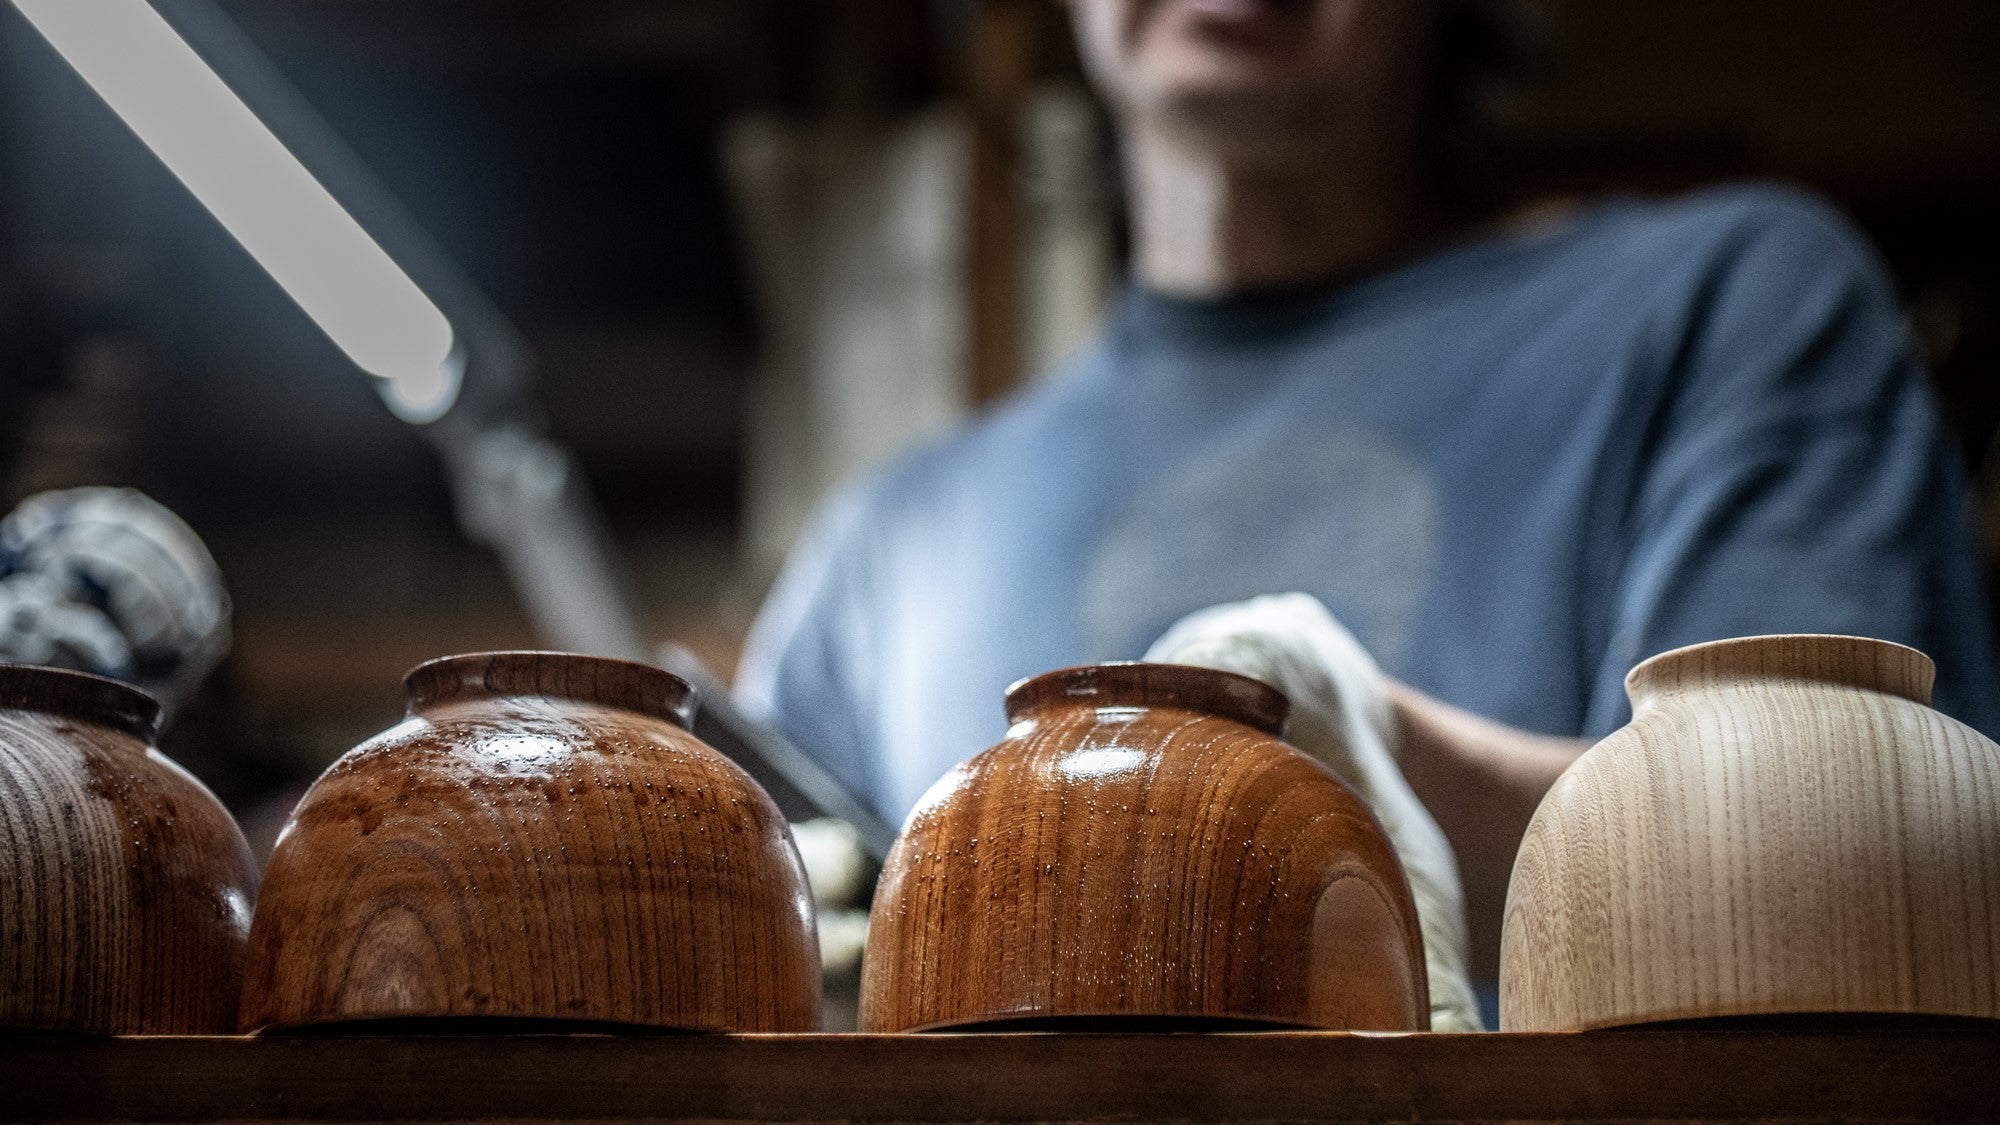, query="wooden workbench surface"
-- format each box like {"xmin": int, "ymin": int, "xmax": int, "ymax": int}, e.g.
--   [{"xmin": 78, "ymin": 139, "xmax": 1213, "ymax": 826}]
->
[{"xmin": 3, "ymin": 1028, "xmax": 1995, "ymax": 1123}]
